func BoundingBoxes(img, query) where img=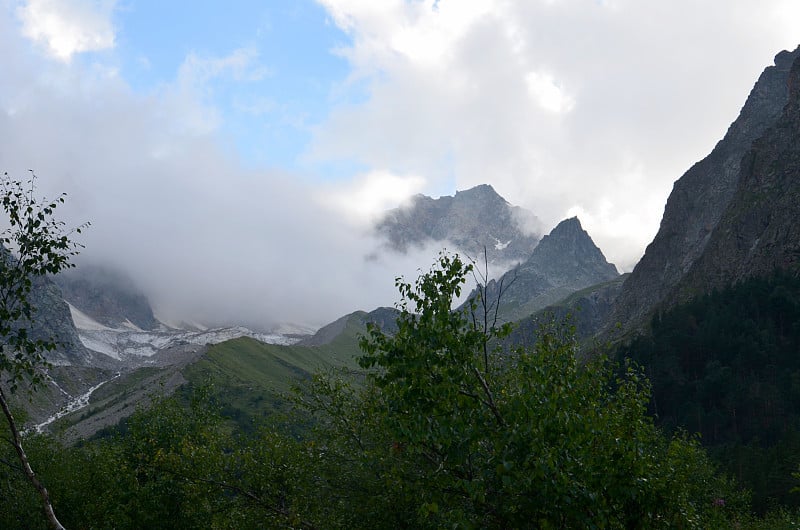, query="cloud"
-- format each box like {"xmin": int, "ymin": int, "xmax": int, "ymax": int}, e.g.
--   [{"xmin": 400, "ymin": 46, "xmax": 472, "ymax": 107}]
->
[
  {"xmin": 177, "ymin": 48, "xmax": 270, "ymax": 86},
  {"xmin": 17, "ymin": 0, "xmax": 116, "ymax": 61},
  {"xmin": 312, "ymin": 0, "xmax": 800, "ymax": 271},
  {"xmin": 525, "ymin": 71, "xmax": 575, "ymax": 114},
  {"xmin": 318, "ymin": 170, "xmax": 427, "ymax": 224},
  {"xmin": 2, "ymin": 1, "xmax": 800, "ymax": 332},
  {"xmin": 0, "ymin": 6, "xmax": 444, "ymax": 329}
]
